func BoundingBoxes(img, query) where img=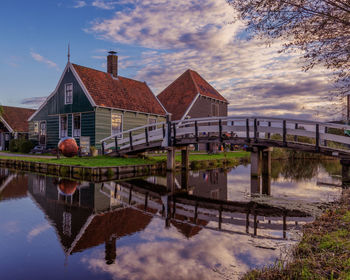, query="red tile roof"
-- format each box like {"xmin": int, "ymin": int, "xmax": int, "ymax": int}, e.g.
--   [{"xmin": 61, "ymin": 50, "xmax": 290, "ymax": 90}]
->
[
  {"xmin": 72, "ymin": 64, "xmax": 166, "ymax": 116},
  {"xmin": 0, "ymin": 175, "xmax": 28, "ymax": 201},
  {"xmin": 157, "ymin": 69, "xmax": 228, "ymax": 120},
  {"xmin": 1, "ymin": 106, "xmax": 36, "ymax": 132},
  {"xmin": 73, "ymin": 207, "xmax": 152, "ymax": 253}
]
